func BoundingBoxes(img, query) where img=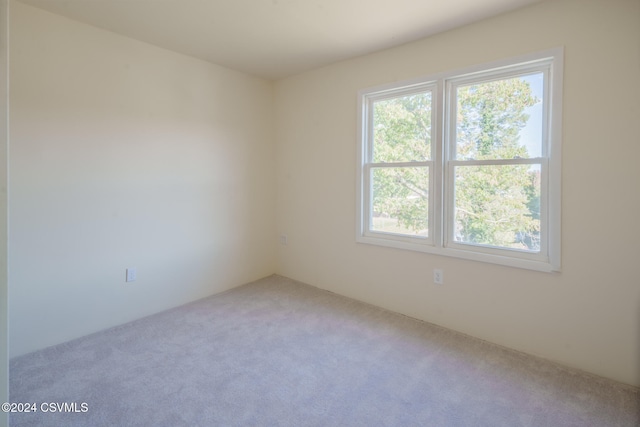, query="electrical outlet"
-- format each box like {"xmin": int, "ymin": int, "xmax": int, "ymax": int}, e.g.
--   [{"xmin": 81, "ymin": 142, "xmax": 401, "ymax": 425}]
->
[
  {"xmin": 433, "ymin": 269, "xmax": 443, "ymax": 285},
  {"xmin": 126, "ymin": 268, "xmax": 137, "ymax": 282}
]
